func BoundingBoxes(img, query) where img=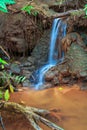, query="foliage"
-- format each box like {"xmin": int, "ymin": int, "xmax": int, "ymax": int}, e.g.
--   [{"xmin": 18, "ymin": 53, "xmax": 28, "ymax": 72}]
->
[
  {"xmin": 0, "ymin": 90, "xmax": 3, "ymax": 99},
  {"xmin": 4, "ymin": 89, "xmax": 10, "ymax": 101},
  {"xmin": 21, "ymin": 5, "xmax": 38, "ymax": 16},
  {"xmin": 0, "ymin": 57, "xmax": 8, "ymax": 69},
  {"xmin": 0, "ymin": 58, "xmax": 26, "ymax": 101},
  {"xmin": 83, "ymin": 4, "xmax": 87, "ymax": 18},
  {"xmin": 0, "ymin": 0, "xmax": 15, "ymax": 13},
  {"xmin": 0, "ymin": 71, "xmax": 26, "ymax": 86}
]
